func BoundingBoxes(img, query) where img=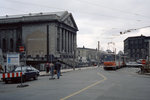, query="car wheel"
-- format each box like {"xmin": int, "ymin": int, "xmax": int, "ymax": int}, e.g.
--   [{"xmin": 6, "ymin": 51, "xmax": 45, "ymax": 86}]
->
[
  {"xmin": 104, "ymin": 67, "xmax": 107, "ymax": 70},
  {"xmin": 23, "ymin": 76, "xmax": 26, "ymax": 82},
  {"xmin": 33, "ymin": 75, "xmax": 38, "ymax": 80},
  {"xmin": 5, "ymin": 80, "xmax": 8, "ymax": 84}
]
